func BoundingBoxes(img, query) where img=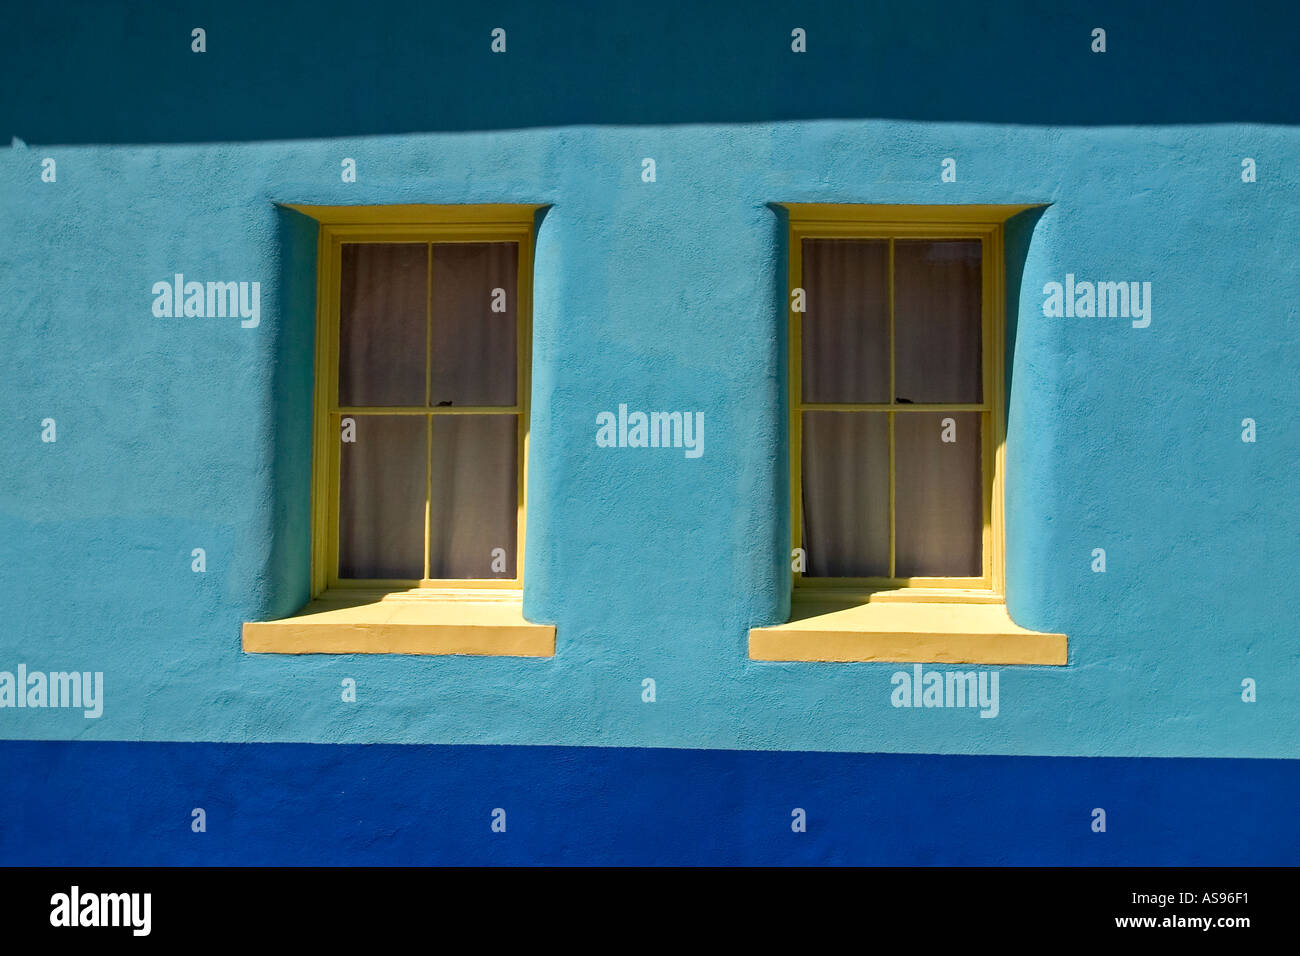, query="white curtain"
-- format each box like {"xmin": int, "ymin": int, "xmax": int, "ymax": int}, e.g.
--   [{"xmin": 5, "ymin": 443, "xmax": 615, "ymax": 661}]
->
[
  {"xmin": 801, "ymin": 239, "xmax": 889, "ymax": 403},
  {"xmin": 894, "ymin": 239, "xmax": 982, "ymax": 404},
  {"xmin": 429, "ymin": 415, "xmax": 518, "ymax": 578},
  {"xmin": 802, "ymin": 411, "xmax": 889, "ymax": 576},
  {"xmin": 894, "ymin": 412, "xmax": 982, "ymax": 577},
  {"xmin": 800, "ymin": 238, "xmax": 983, "ymax": 578},
  {"xmin": 430, "ymin": 243, "xmax": 517, "ymax": 407},
  {"xmin": 335, "ymin": 241, "xmax": 519, "ymax": 581},
  {"xmin": 338, "ymin": 243, "xmax": 427, "ymax": 407},
  {"xmin": 338, "ymin": 415, "xmax": 426, "ymax": 579}
]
